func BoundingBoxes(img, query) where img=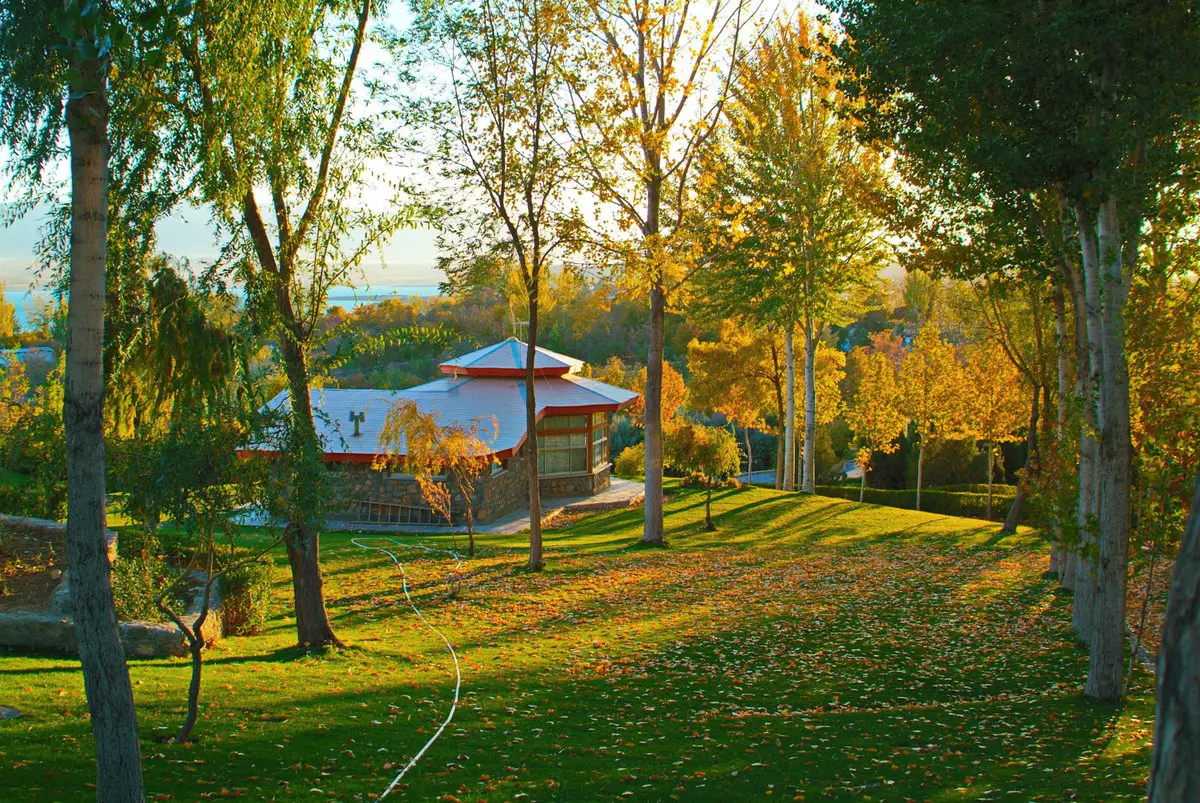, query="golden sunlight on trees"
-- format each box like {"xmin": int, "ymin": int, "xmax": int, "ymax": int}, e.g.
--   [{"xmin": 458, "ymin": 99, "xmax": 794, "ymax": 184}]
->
[
  {"xmin": 694, "ymin": 13, "xmax": 888, "ymax": 494},
  {"xmin": 960, "ymin": 342, "xmax": 1030, "ymax": 520},
  {"xmin": 898, "ymin": 326, "xmax": 964, "ymax": 511},
  {"xmin": 378, "ymin": 401, "xmax": 498, "ymax": 557},
  {"xmin": 845, "ymin": 348, "xmax": 908, "ymax": 503},
  {"xmin": 569, "ymin": 0, "xmax": 753, "ymax": 545},
  {"xmin": 629, "ymin": 362, "xmax": 687, "ymax": 432}
]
